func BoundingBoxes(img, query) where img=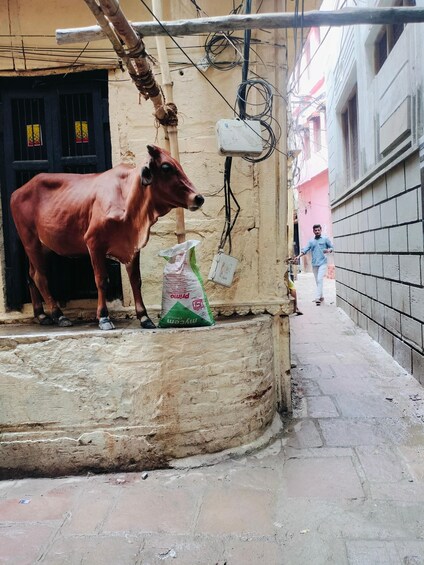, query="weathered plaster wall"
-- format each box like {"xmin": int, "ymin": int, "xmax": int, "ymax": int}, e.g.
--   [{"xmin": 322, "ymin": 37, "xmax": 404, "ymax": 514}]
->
[
  {"xmin": 106, "ymin": 1, "xmax": 288, "ymax": 316},
  {"xmin": 0, "ymin": 0, "xmax": 132, "ymax": 73},
  {"xmin": 0, "ymin": 0, "xmax": 293, "ymax": 449},
  {"xmin": 0, "ymin": 316, "xmax": 279, "ymax": 477},
  {"xmin": 0, "ymin": 0, "xmax": 289, "ymax": 320},
  {"xmin": 108, "ymin": 70, "xmax": 282, "ymax": 313}
]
